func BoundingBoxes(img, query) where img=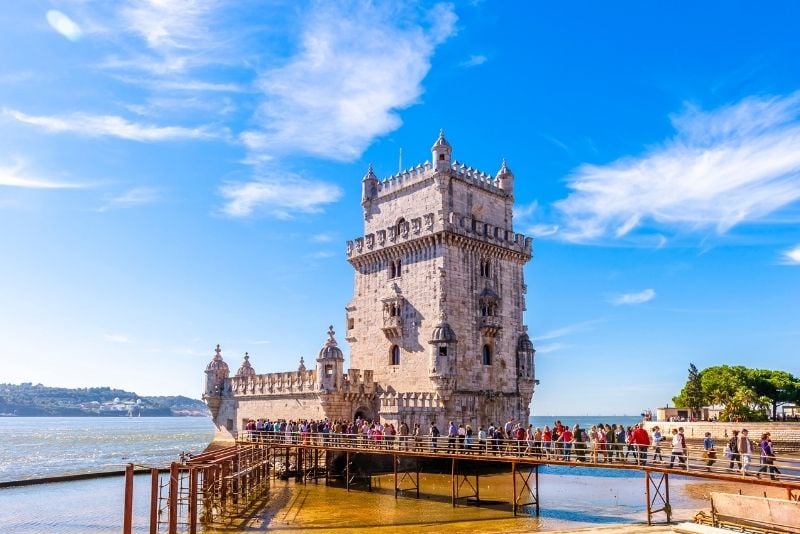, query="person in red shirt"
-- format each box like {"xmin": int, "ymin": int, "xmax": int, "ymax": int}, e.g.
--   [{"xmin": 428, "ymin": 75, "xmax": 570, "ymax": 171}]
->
[
  {"xmin": 560, "ymin": 427, "xmax": 573, "ymax": 461},
  {"xmin": 631, "ymin": 423, "xmax": 651, "ymax": 466}
]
